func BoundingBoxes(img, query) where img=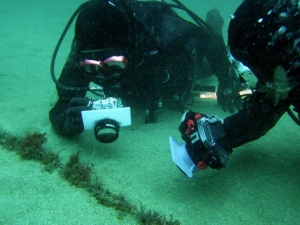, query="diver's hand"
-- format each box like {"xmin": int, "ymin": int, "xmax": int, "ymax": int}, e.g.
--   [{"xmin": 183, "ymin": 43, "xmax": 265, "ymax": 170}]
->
[
  {"xmin": 144, "ymin": 99, "xmax": 164, "ymax": 124},
  {"xmin": 145, "ymin": 107, "xmax": 164, "ymax": 124},
  {"xmin": 217, "ymin": 81, "xmax": 242, "ymax": 113},
  {"xmin": 64, "ymin": 97, "xmax": 92, "ymax": 134}
]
